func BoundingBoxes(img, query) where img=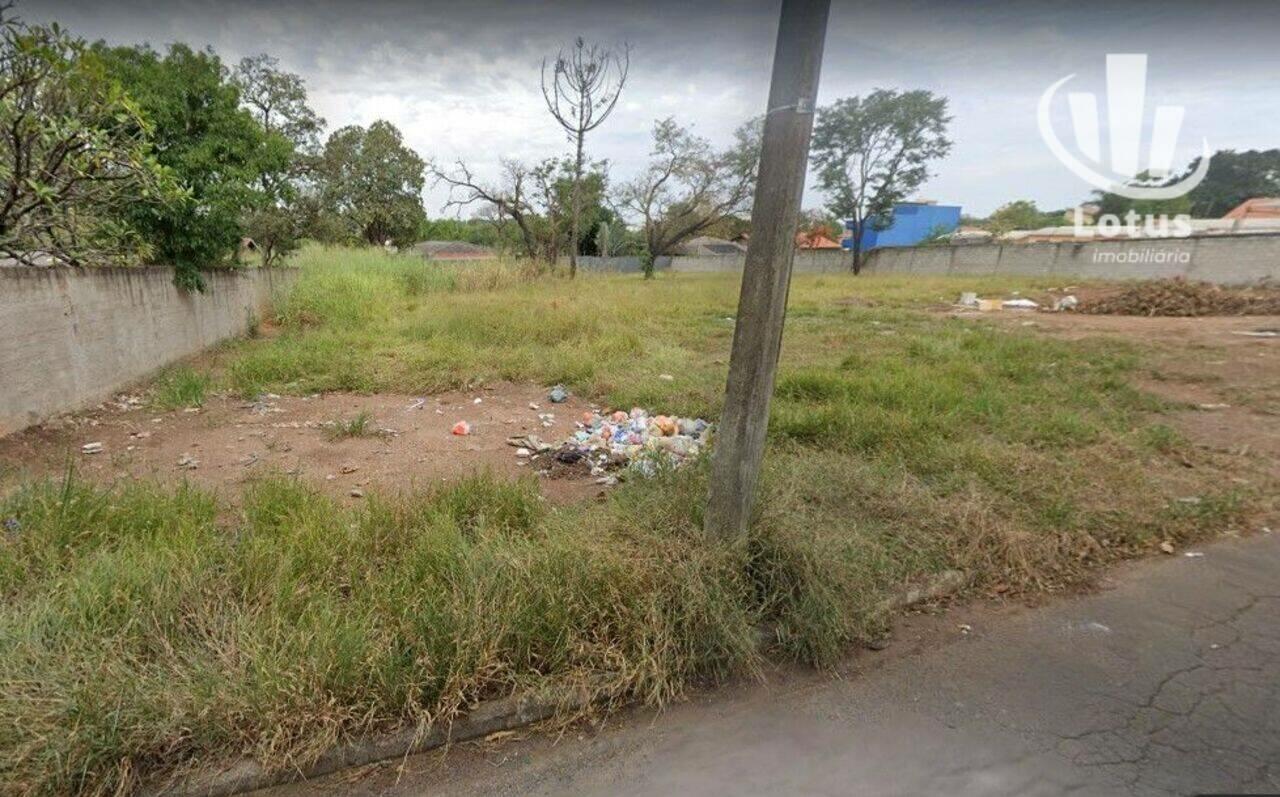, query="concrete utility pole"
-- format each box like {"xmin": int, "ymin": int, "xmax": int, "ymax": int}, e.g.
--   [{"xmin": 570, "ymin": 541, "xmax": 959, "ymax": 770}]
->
[{"xmin": 705, "ymin": 0, "xmax": 830, "ymax": 540}]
